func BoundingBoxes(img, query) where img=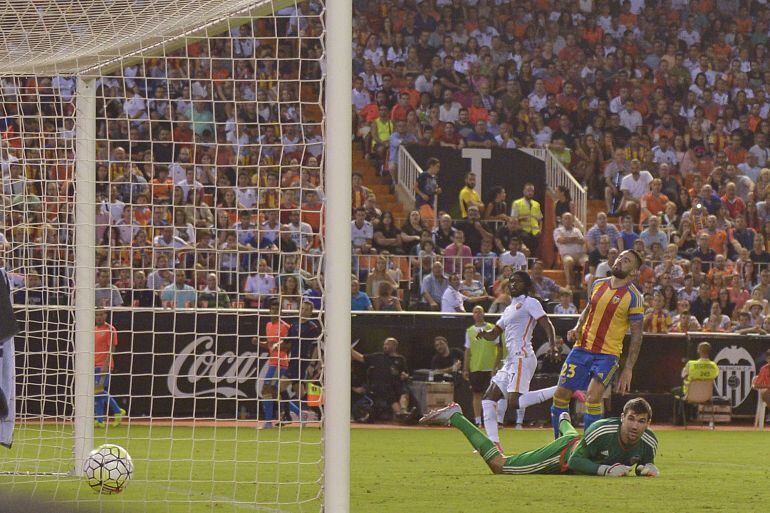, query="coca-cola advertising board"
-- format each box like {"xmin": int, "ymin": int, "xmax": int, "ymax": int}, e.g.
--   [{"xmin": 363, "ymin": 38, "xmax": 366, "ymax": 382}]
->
[{"xmin": 109, "ymin": 310, "xmax": 271, "ymax": 418}]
